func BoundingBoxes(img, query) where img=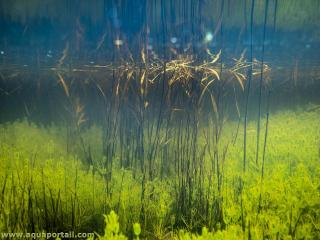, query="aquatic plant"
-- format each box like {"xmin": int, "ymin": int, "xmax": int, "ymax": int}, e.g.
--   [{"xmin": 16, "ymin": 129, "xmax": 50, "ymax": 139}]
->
[
  {"xmin": 0, "ymin": 1, "xmax": 319, "ymax": 239},
  {"xmin": 0, "ymin": 109, "xmax": 319, "ymax": 239}
]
